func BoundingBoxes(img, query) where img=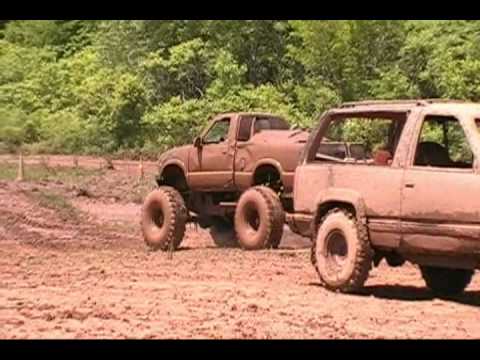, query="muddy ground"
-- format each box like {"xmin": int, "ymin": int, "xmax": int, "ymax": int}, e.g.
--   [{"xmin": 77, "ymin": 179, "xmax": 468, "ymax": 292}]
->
[{"xmin": 1, "ymin": 155, "xmax": 480, "ymax": 339}]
